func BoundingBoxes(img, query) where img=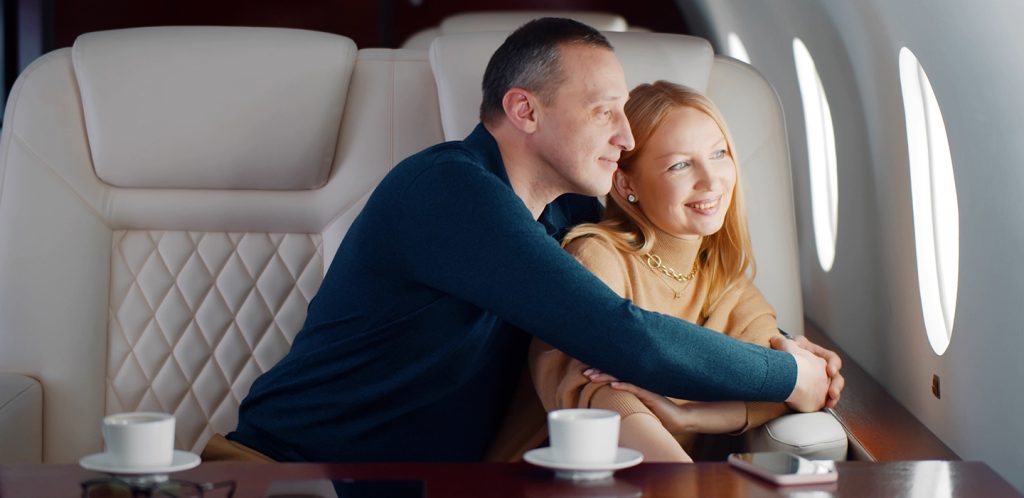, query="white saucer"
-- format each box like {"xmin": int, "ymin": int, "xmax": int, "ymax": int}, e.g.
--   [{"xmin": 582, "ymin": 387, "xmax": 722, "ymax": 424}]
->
[
  {"xmin": 79, "ymin": 450, "xmax": 201, "ymax": 475},
  {"xmin": 524, "ymin": 447, "xmax": 643, "ymax": 480}
]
